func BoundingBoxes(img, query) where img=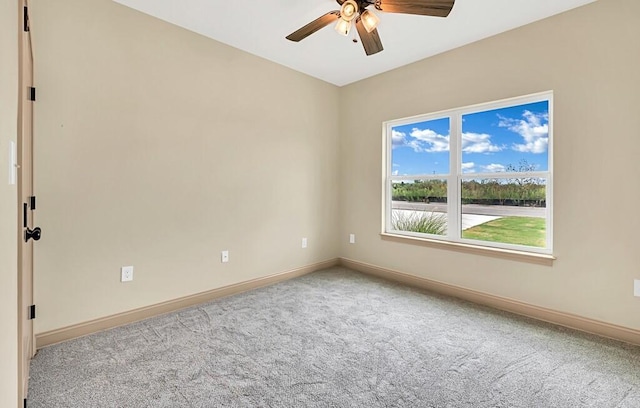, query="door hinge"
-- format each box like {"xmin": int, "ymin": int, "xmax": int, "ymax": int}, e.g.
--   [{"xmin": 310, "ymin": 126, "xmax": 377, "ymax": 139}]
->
[
  {"xmin": 23, "ymin": 6, "xmax": 30, "ymax": 32},
  {"xmin": 23, "ymin": 203, "xmax": 28, "ymax": 228},
  {"xmin": 30, "ymin": 196, "xmax": 36, "ymax": 210},
  {"xmin": 28, "ymin": 87, "xmax": 36, "ymax": 101},
  {"xmin": 24, "ymin": 398, "xmax": 27, "ymax": 408},
  {"xmin": 28, "ymin": 305, "xmax": 36, "ymax": 320}
]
